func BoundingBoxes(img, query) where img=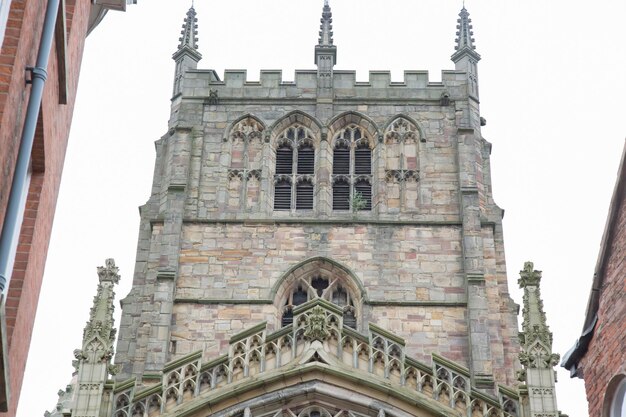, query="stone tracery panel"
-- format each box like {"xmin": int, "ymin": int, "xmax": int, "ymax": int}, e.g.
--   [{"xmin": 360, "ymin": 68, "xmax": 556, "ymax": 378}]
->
[
  {"xmin": 226, "ymin": 116, "xmax": 265, "ymax": 211},
  {"xmin": 384, "ymin": 118, "xmax": 420, "ymax": 212}
]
